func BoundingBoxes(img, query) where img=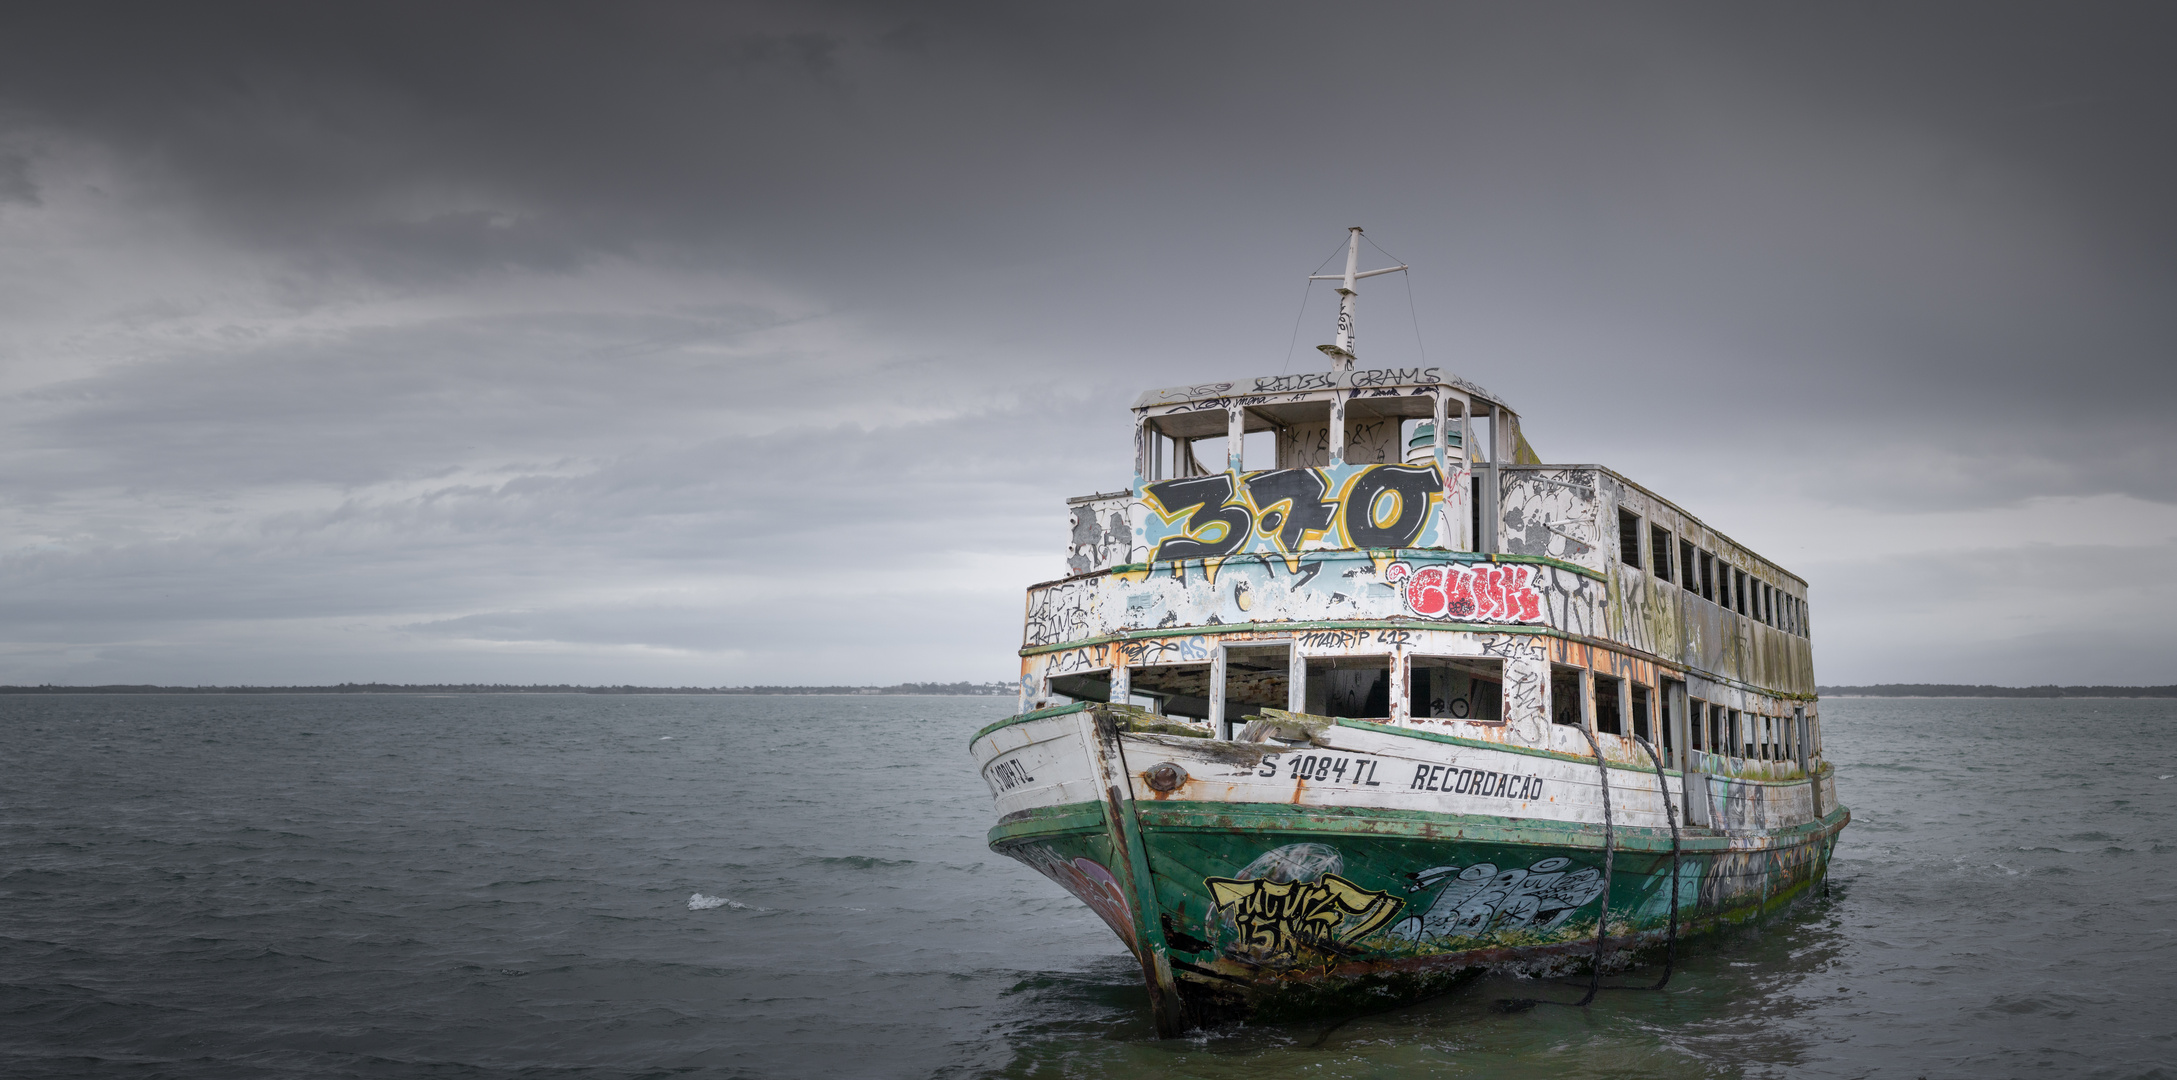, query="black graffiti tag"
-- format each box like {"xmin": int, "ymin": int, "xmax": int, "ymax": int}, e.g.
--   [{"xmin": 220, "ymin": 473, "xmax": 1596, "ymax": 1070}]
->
[
  {"xmin": 1144, "ymin": 475, "xmax": 1251, "ymax": 560},
  {"xmin": 1243, "ymin": 469, "xmax": 1337, "ymax": 553},
  {"xmin": 1342, "ymin": 464, "xmax": 1442, "ymax": 549}
]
